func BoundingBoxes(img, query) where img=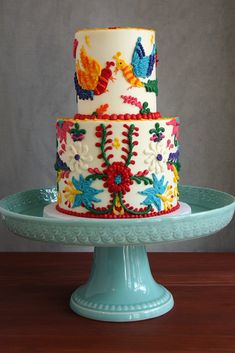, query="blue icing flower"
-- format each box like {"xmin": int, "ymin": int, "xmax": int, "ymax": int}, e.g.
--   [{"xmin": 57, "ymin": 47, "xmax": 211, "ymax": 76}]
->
[
  {"xmin": 139, "ymin": 174, "xmax": 168, "ymax": 211},
  {"xmin": 72, "ymin": 175, "xmax": 103, "ymax": 208}
]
